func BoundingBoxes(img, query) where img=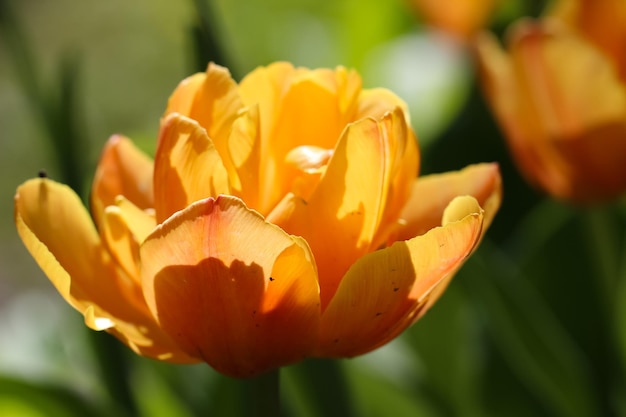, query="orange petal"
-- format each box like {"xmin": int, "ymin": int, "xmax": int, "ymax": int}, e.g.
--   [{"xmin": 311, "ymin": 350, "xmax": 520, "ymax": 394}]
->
[
  {"xmin": 316, "ymin": 196, "xmax": 484, "ymax": 357},
  {"xmin": 113, "ymin": 195, "xmax": 157, "ymax": 243},
  {"xmin": 100, "ymin": 197, "xmax": 157, "ymax": 287},
  {"xmin": 275, "ymin": 110, "xmax": 416, "ymax": 309},
  {"xmin": 165, "ymin": 72, "xmax": 206, "ymax": 117},
  {"xmin": 357, "ymin": 88, "xmax": 411, "ymax": 122},
  {"xmin": 227, "ymin": 105, "xmax": 261, "ymax": 208},
  {"xmin": 411, "ymin": 0, "xmax": 497, "ymax": 40},
  {"xmin": 15, "ymin": 178, "xmax": 195, "ymax": 363},
  {"xmin": 239, "ymin": 64, "xmax": 363, "ymax": 213},
  {"xmin": 100, "ymin": 206, "xmax": 142, "ymax": 286},
  {"xmin": 140, "ymin": 196, "xmax": 320, "ymax": 378},
  {"xmin": 476, "ymin": 21, "xmax": 626, "ymax": 202},
  {"xmin": 397, "ymin": 163, "xmax": 501, "ymax": 241},
  {"xmin": 91, "ymin": 135, "xmax": 154, "ymax": 228},
  {"xmin": 154, "ymin": 113, "xmax": 231, "ymax": 223}
]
